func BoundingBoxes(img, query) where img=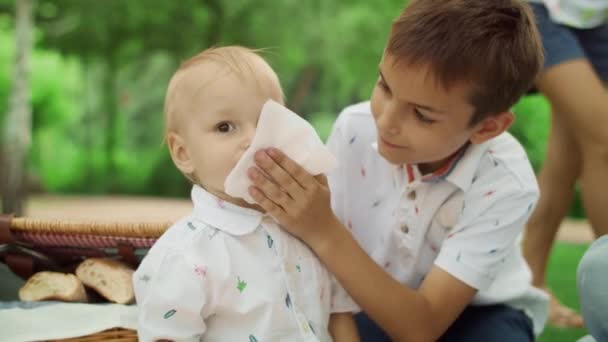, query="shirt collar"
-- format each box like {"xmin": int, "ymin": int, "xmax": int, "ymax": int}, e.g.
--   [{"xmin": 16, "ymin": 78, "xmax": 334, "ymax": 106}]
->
[
  {"xmin": 443, "ymin": 140, "xmax": 490, "ymax": 191},
  {"xmin": 191, "ymin": 185, "xmax": 264, "ymax": 236},
  {"xmin": 419, "ymin": 144, "xmax": 468, "ymax": 183},
  {"xmin": 377, "ymin": 139, "xmax": 489, "ymax": 192}
]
